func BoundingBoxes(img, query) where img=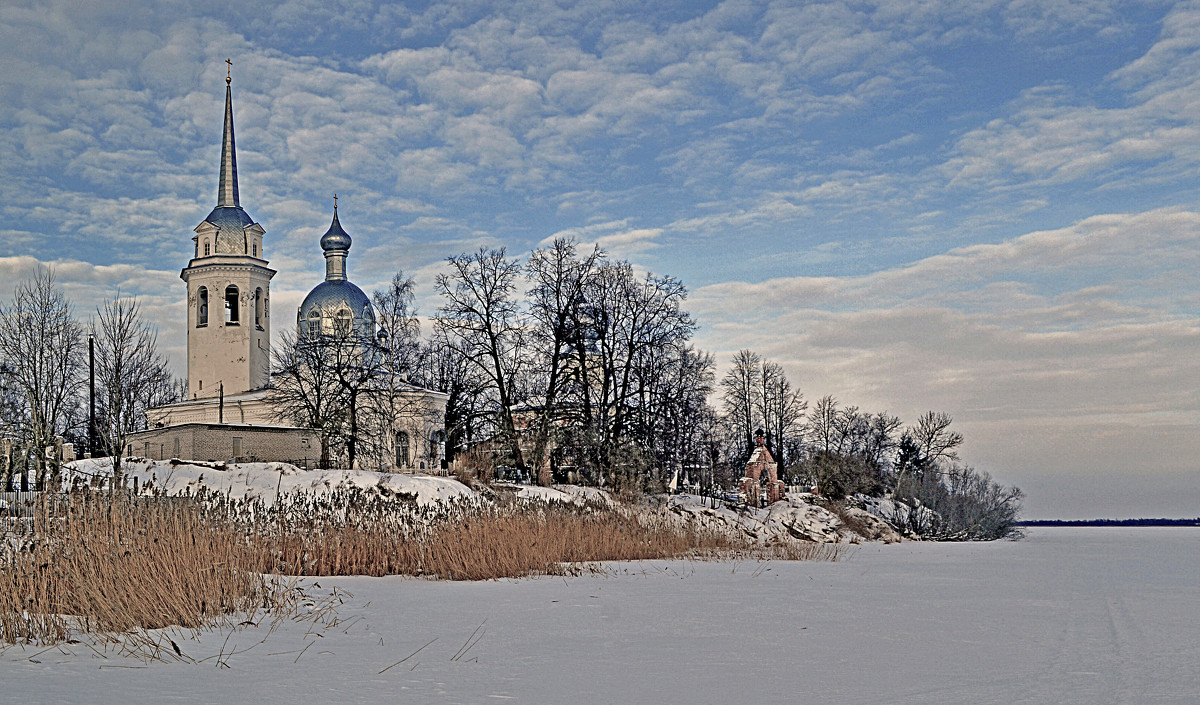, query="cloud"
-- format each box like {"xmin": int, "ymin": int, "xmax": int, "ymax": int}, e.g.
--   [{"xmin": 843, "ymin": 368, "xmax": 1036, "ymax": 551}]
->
[
  {"xmin": 942, "ymin": 2, "xmax": 1200, "ymax": 192},
  {"xmin": 0, "ymin": 254, "xmax": 188, "ymax": 374},
  {"xmin": 539, "ymin": 219, "xmax": 662, "ymax": 257},
  {"xmin": 691, "ymin": 208, "xmax": 1200, "ymax": 462}
]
